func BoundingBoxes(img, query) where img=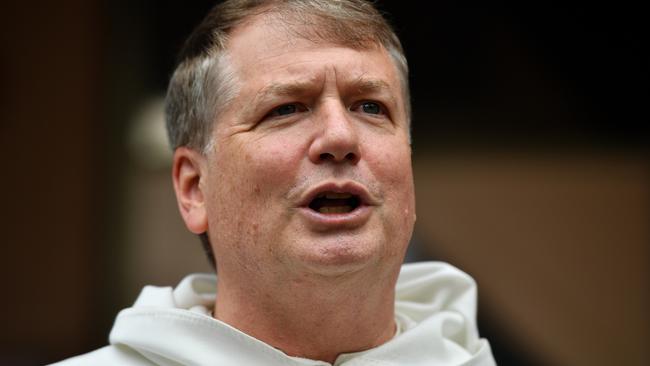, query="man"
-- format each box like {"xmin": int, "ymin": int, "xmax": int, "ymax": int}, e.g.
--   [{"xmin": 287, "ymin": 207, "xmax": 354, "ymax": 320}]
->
[{"xmin": 54, "ymin": 0, "xmax": 495, "ymax": 365}]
